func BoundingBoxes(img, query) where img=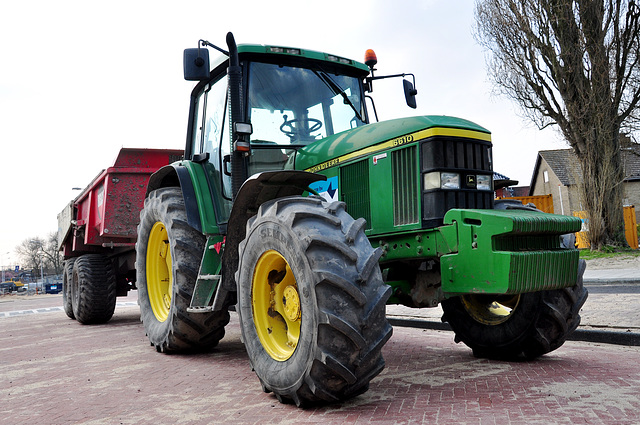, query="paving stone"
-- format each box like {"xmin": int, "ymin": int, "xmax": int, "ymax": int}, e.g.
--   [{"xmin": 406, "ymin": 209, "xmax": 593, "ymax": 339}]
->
[{"xmin": 1, "ymin": 303, "xmax": 639, "ymax": 424}]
